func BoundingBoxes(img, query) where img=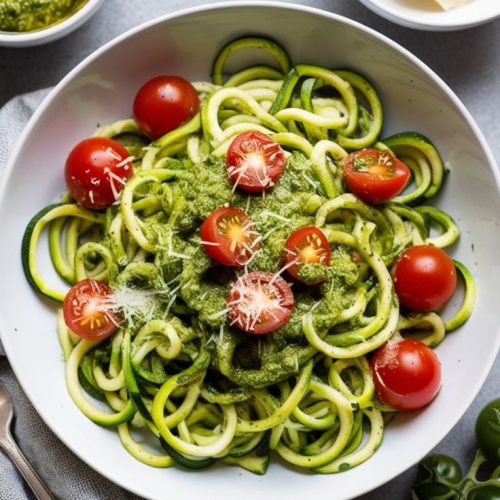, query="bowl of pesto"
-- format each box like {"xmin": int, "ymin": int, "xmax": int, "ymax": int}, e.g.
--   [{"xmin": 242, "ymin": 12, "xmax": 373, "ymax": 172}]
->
[
  {"xmin": 0, "ymin": 0, "xmax": 105, "ymax": 47},
  {"xmin": 0, "ymin": 2, "xmax": 499, "ymax": 500}
]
